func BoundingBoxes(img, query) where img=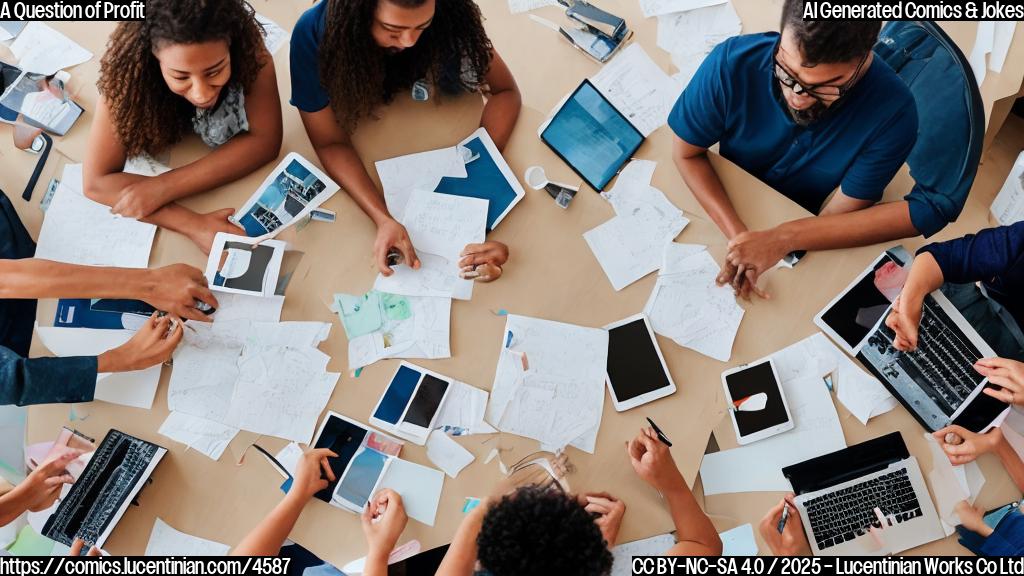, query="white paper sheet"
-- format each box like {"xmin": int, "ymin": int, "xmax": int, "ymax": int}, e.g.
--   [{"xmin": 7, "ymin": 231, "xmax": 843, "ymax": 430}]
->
[
  {"xmin": 434, "ymin": 380, "xmax": 496, "ymax": 435},
  {"xmin": 585, "ymin": 161, "xmax": 689, "ymax": 290},
  {"xmin": 991, "ymin": 150, "xmax": 1024, "ymax": 225},
  {"xmin": 275, "ymin": 442, "xmax": 304, "ymax": 478},
  {"xmin": 643, "ymin": 246, "xmax": 744, "ymax": 362},
  {"xmin": 990, "ymin": 21, "xmax": 1016, "ymax": 73},
  {"xmin": 487, "ymin": 315, "xmax": 609, "ymax": 453},
  {"xmin": 212, "ymin": 293, "xmax": 285, "ymax": 323},
  {"xmin": 425, "ymin": 430, "xmax": 474, "ymax": 478},
  {"xmin": 700, "ymin": 350, "xmax": 846, "ymax": 495},
  {"xmin": 10, "ymin": 23, "xmax": 92, "ymax": 75},
  {"xmin": 508, "ymin": 0, "xmax": 559, "ymax": 13},
  {"xmin": 611, "ymin": 534, "xmax": 676, "ymax": 575},
  {"xmin": 378, "ymin": 458, "xmax": 444, "ymax": 526},
  {"xmin": 374, "ymin": 190, "xmax": 488, "ymax": 300},
  {"xmin": 157, "ymin": 412, "xmax": 238, "ymax": 461},
  {"xmin": 591, "ymin": 44, "xmax": 681, "ymax": 137},
  {"xmin": 657, "ymin": 3, "xmax": 742, "ymax": 88},
  {"xmin": 376, "ymin": 147, "xmax": 467, "ymax": 222},
  {"xmin": 720, "ymin": 524, "xmax": 758, "ymax": 556},
  {"xmin": 124, "ymin": 154, "xmax": 171, "ymax": 177},
  {"xmin": 168, "ymin": 322, "xmax": 245, "ymax": 422},
  {"xmin": 35, "ymin": 325, "xmax": 161, "ymax": 409},
  {"xmin": 924, "ymin": 433, "xmax": 985, "ymax": 535},
  {"xmin": 35, "ymin": 182, "xmax": 156, "ymax": 269},
  {"xmin": 145, "ymin": 518, "xmax": 230, "ymax": 556},
  {"xmin": 59, "ymin": 163, "xmax": 84, "ymax": 195},
  {"xmin": 347, "ymin": 296, "xmax": 451, "ymax": 370},
  {"xmin": 256, "ymin": 13, "xmax": 290, "ymax": 56},
  {"xmin": 969, "ymin": 21, "xmax": 995, "ymax": 86},
  {"xmin": 640, "ymin": 0, "xmax": 727, "ymax": 17}
]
